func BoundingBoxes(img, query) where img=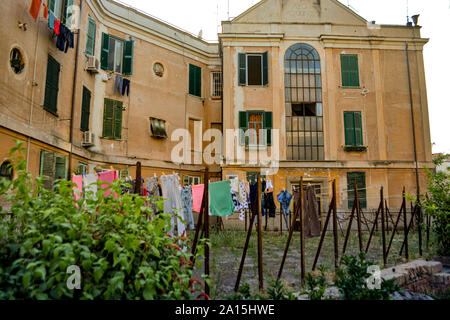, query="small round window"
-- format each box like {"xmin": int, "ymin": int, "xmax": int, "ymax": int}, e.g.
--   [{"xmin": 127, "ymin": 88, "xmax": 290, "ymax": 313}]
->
[
  {"xmin": 153, "ymin": 63, "xmax": 164, "ymax": 77},
  {"xmin": 10, "ymin": 48, "xmax": 25, "ymax": 74}
]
